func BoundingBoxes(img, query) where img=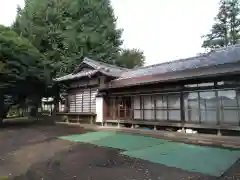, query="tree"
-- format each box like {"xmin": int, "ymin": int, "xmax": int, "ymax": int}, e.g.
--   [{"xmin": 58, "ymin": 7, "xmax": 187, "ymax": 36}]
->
[
  {"xmin": 0, "ymin": 25, "xmax": 50, "ymax": 125},
  {"xmin": 116, "ymin": 49, "xmax": 145, "ymax": 69},
  {"xmin": 13, "ymin": 0, "xmax": 123, "ymax": 77},
  {"xmin": 202, "ymin": 0, "xmax": 240, "ymax": 51}
]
